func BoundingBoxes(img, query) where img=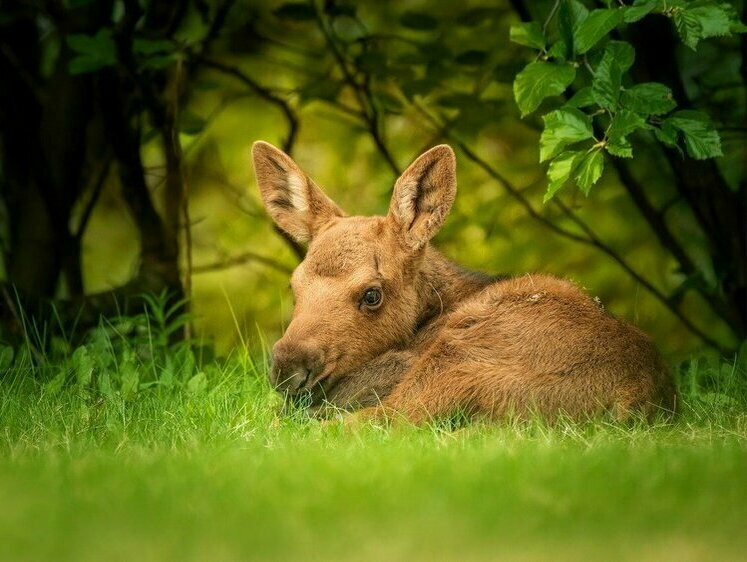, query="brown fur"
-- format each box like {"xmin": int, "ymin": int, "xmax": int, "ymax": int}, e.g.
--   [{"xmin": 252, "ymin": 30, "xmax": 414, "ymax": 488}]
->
[{"xmin": 252, "ymin": 141, "xmax": 676, "ymax": 423}]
